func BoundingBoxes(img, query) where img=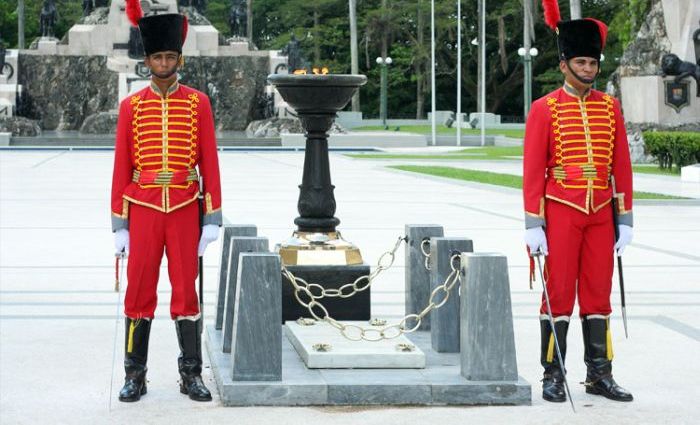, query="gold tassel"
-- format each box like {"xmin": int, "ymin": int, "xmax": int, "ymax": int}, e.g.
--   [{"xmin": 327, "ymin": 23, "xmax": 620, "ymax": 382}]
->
[
  {"xmin": 606, "ymin": 319, "xmax": 614, "ymax": 360},
  {"xmin": 127, "ymin": 320, "xmax": 137, "ymax": 354},
  {"xmin": 546, "ymin": 332, "xmax": 555, "ymax": 363}
]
